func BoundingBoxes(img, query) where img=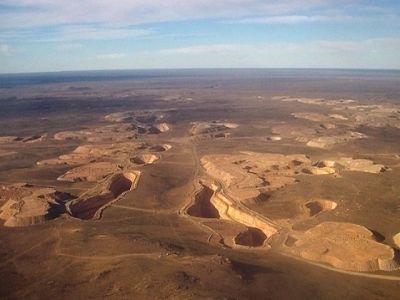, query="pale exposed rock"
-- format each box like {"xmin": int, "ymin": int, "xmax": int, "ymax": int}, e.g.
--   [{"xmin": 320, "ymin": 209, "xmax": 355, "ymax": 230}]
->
[
  {"xmin": 313, "ymin": 160, "xmax": 336, "ymax": 168},
  {"xmin": 306, "ymin": 167, "xmax": 336, "ymax": 175},
  {"xmin": 306, "ymin": 132, "xmax": 366, "ymax": 149},
  {"xmin": 281, "ymin": 97, "xmax": 356, "ymax": 106},
  {"xmin": 0, "ymin": 184, "xmax": 68, "ymax": 227},
  {"xmin": 329, "ymin": 114, "xmax": 348, "ymax": 120},
  {"xmin": 267, "ymin": 136, "xmax": 282, "ymax": 141},
  {"xmin": 37, "ymin": 142, "xmax": 138, "ymax": 166},
  {"xmin": 54, "ymin": 124, "xmax": 136, "ymax": 142},
  {"xmin": 287, "ymin": 222, "xmax": 400, "ymax": 272},
  {"xmin": 57, "ymin": 162, "xmax": 121, "ymax": 182},
  {"xmin": 292, "ymin": 112, "xmax": 330, "ymax": 123},
  {"xmin": 131, "ymin": 153, "xmax": 159, "ymax": 165},
  {"xmin": 104, "ymin": 112, "xmax": 134, "ymax": 123},
  {"xmin": 223, "ymin": 123, "xmax": 239, "ymax": 129},
  {"xmin": 150, "ymin": 122, "xmax": 170, "ymax": 133},
  {"xmin": 393, "ymin": 233, "xmax": 400, "ymax": 249},
  {"xmin": 0, "ymin": 134, "xmax": 47, "ymax": 144},
  {"xmin": 201, "ymin": 152, "xmax": 311, "ymax": 203},
  {"xmin": 210, "ymin": 187, "xmax": 279, "ymax": 237},
  {"xmin": 150, "ymin": 144, "xmax": 172, "ymax": 152},
  {"xmin": 337, "ymin": 157, "xmax": 388, "ymax": 173}
]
